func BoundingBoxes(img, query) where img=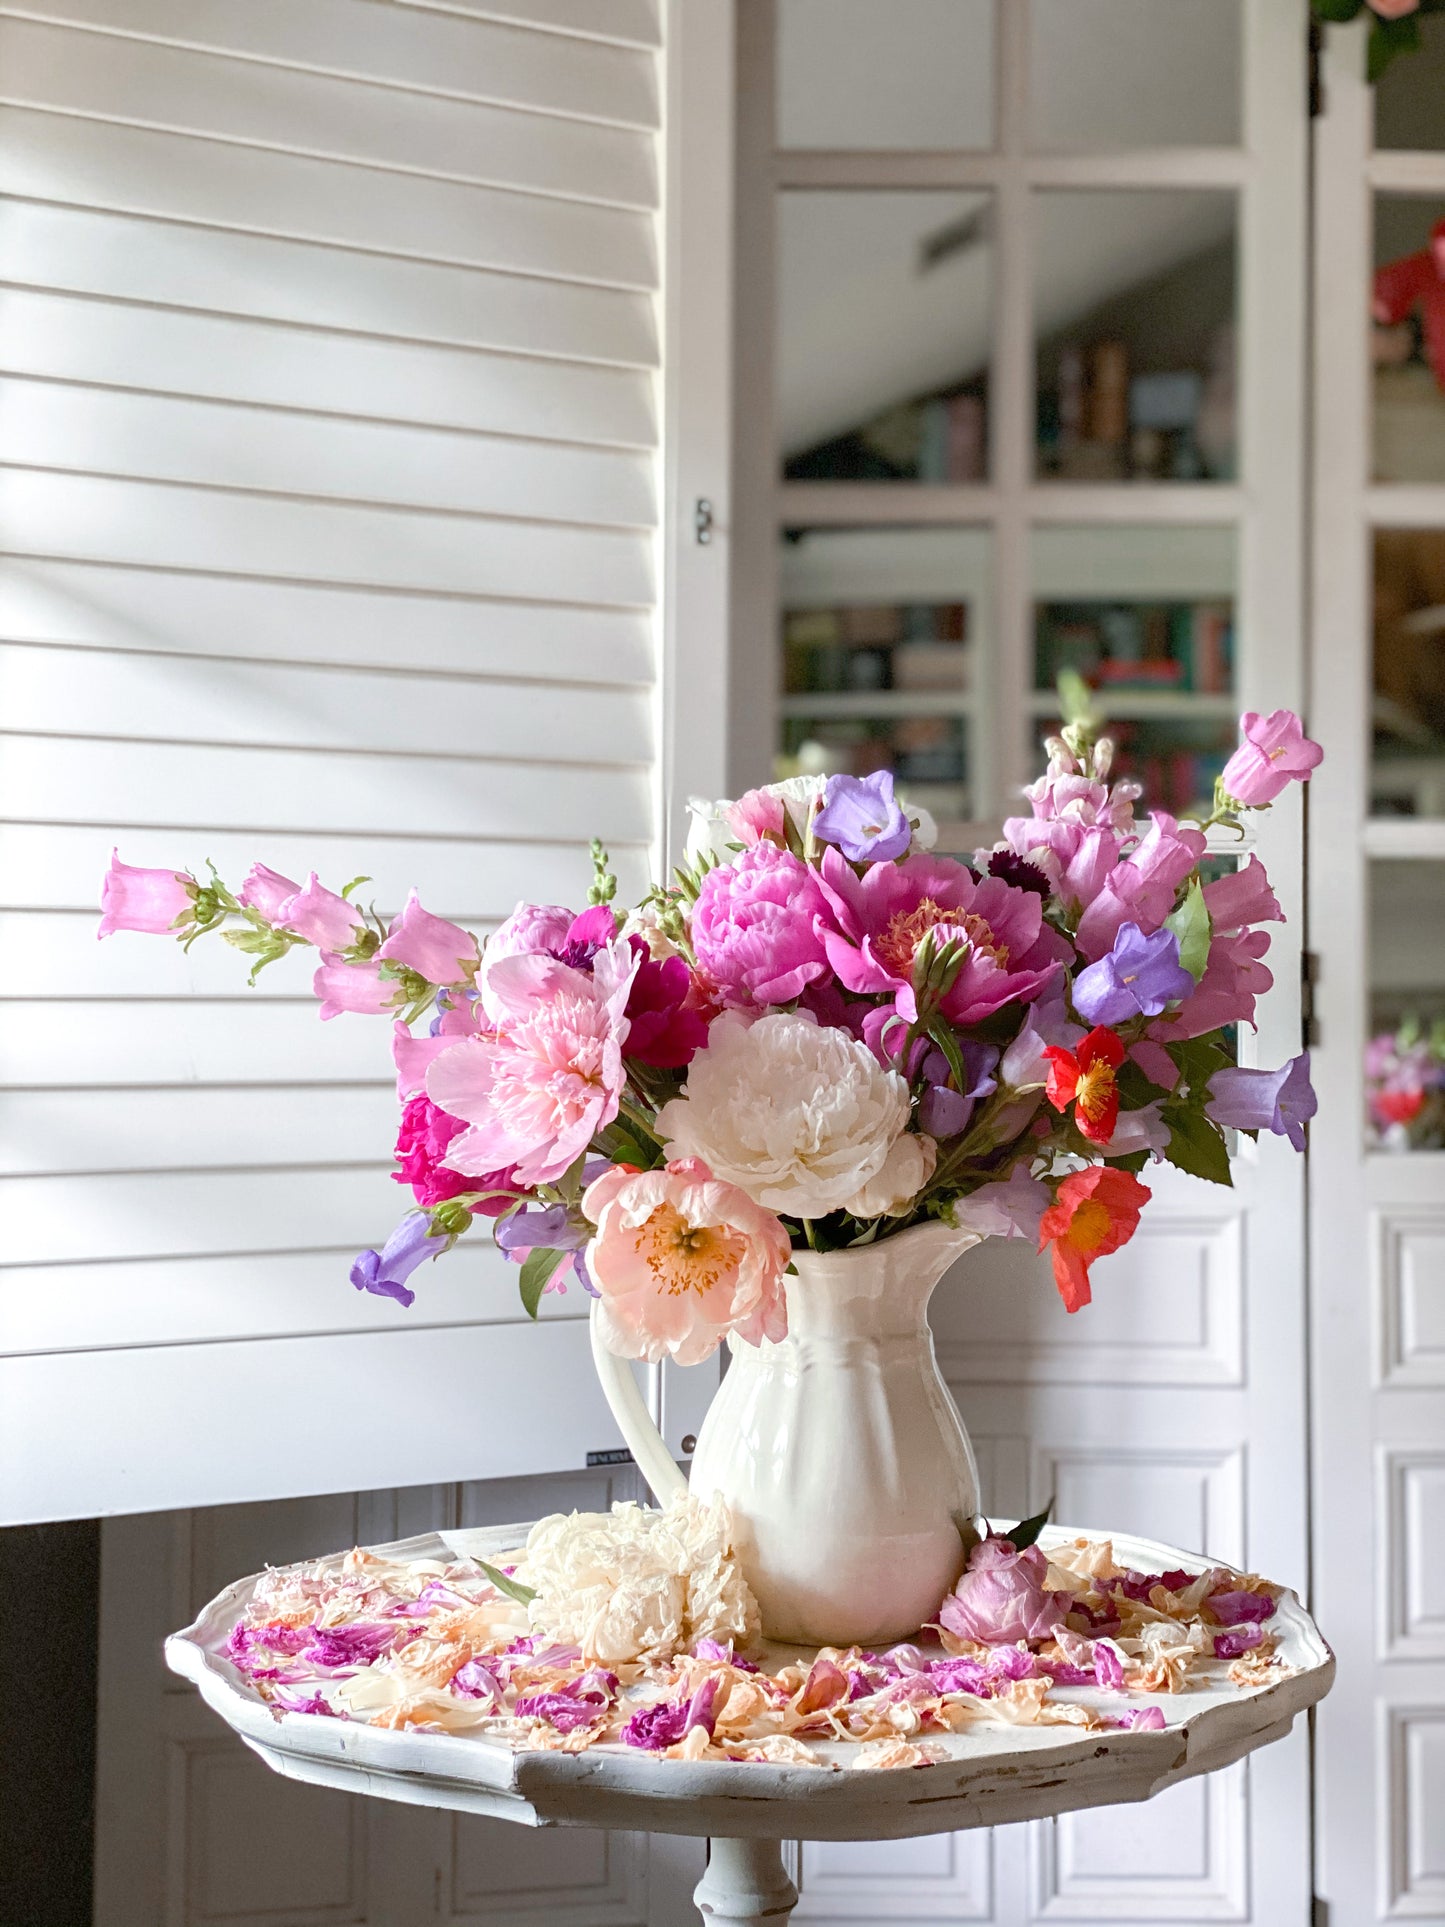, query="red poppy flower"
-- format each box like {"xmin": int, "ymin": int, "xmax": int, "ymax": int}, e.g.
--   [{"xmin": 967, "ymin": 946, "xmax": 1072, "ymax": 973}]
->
[
  {"xmin": 1038, "ymin": 1166, "xmax": 1151, "ymax": 1313},
  {"xmin": 1044, "ymin": 1026, "xmax": 1126, "ymax": 1143}
]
